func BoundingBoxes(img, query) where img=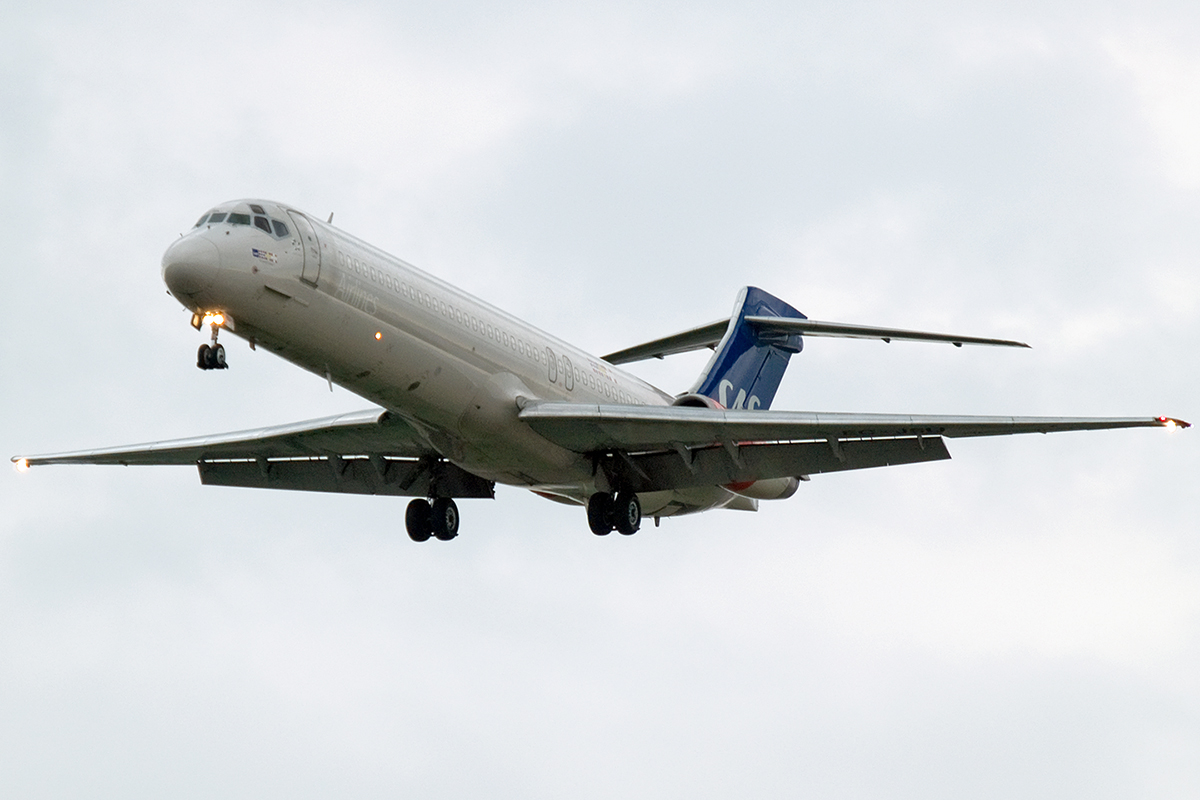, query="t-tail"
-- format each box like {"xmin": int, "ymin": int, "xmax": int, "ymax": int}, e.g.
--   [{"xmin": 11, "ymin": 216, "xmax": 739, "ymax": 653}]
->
[{"xmin": 691, "ymin": 287, "xmax": 805, "ymax": 410}]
